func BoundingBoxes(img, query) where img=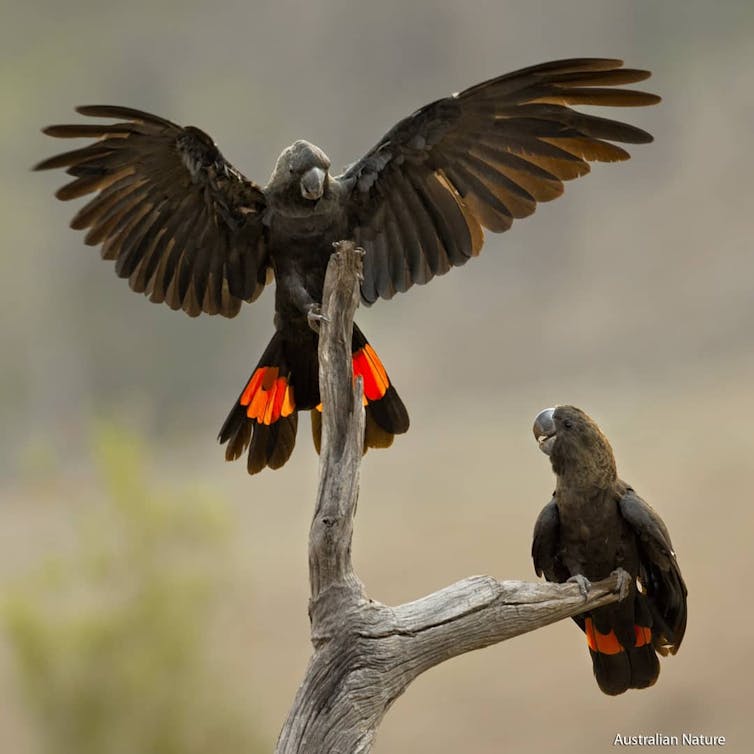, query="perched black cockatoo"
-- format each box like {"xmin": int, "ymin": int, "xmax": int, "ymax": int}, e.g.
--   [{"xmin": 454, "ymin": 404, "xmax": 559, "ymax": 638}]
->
[
  {"xmin": 531, "ymin": 406, "xmax": 687, "ymax": 695},
  {"xmin": 36, "ymin": 59, "xmax": 659, "ymax": 474}
]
